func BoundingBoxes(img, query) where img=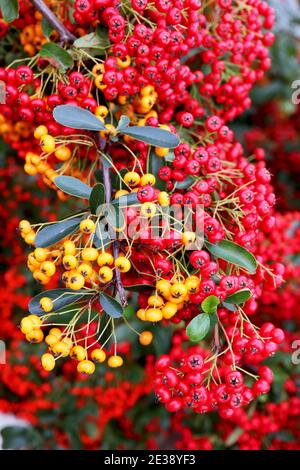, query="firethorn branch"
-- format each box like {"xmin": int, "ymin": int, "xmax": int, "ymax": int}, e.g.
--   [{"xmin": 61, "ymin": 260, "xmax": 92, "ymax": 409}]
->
[{"xmin": 29, "ymin": 0, "xmax": 76, "ymax": 44}]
